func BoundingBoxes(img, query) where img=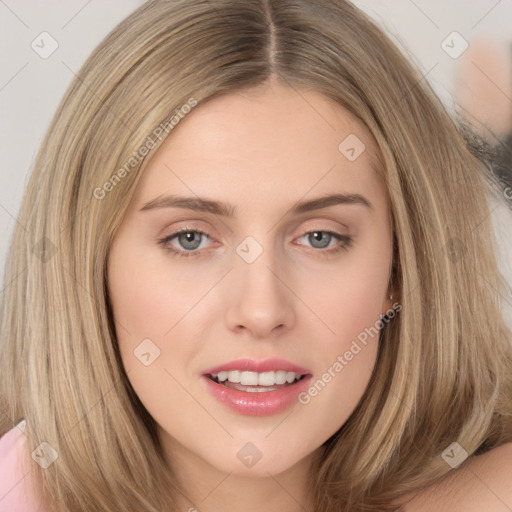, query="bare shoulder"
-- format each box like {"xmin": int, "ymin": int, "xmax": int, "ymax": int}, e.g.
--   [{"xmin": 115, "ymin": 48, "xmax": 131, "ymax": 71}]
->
[{"xmin": 391, "ymin": 442, "xmax": 512, "ymax": 512}]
